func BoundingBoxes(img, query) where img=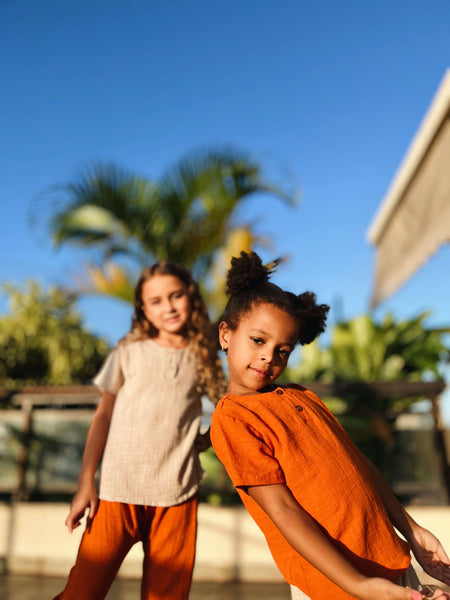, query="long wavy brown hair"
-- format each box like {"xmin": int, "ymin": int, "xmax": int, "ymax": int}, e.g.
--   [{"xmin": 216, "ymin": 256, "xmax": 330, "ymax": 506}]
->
[{"xmin": 120, "ymin": 261, "xmax": 226, "ymax": 403}]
